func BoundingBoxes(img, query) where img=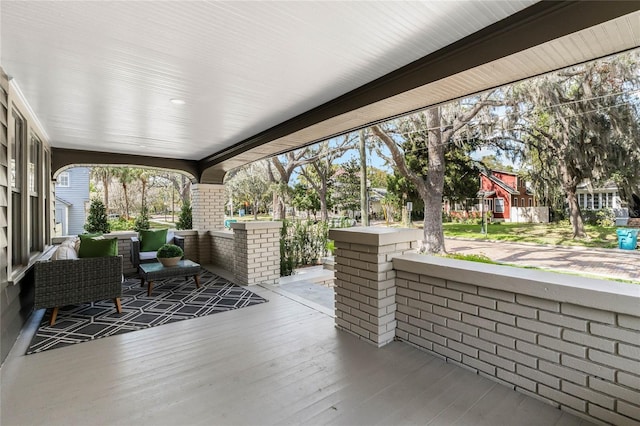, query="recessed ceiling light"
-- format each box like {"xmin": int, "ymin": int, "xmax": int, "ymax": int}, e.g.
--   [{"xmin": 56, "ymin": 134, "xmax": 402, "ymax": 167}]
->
[{"xmin": 170, "ymin": 98, "xmax": 185, "ymax": 105}]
